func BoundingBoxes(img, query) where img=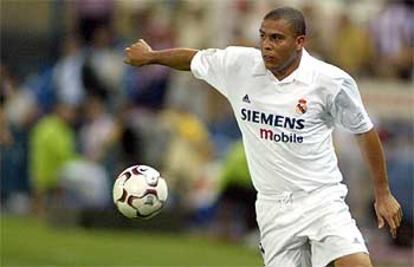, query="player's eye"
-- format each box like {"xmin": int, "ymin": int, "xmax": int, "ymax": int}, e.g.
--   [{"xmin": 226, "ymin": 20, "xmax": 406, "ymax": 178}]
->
[{"xmin": 270, "ymin": 34, "xmax": 282, "ymax": 41}]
